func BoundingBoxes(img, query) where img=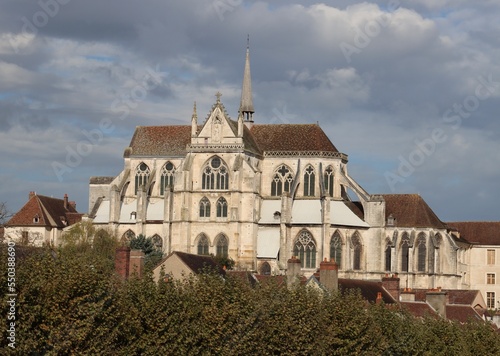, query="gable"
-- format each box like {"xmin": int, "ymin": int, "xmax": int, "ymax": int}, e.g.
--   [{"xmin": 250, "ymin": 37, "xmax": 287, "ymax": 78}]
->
[{"xmin": 196, "ymin": 105, "xmax": 238, "ymax": 143}]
